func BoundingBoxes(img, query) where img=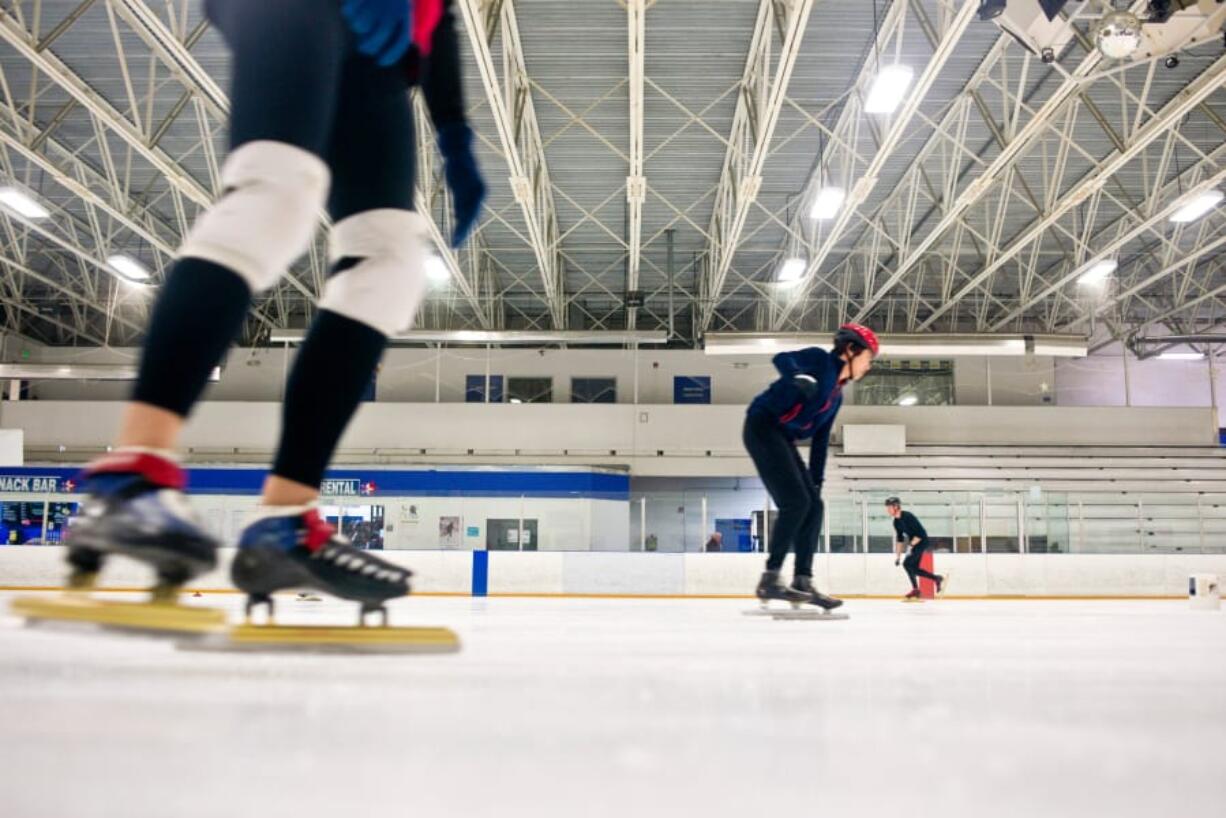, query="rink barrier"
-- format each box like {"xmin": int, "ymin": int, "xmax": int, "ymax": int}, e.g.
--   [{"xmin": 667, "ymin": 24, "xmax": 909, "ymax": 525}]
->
[
  {"xmin": 3, "ymin": 547, "xmax": 1226, "ymax": 599},
  {"xmin": 0, "ymin": 587, "xmax": 1192, "ymax": 601}
]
